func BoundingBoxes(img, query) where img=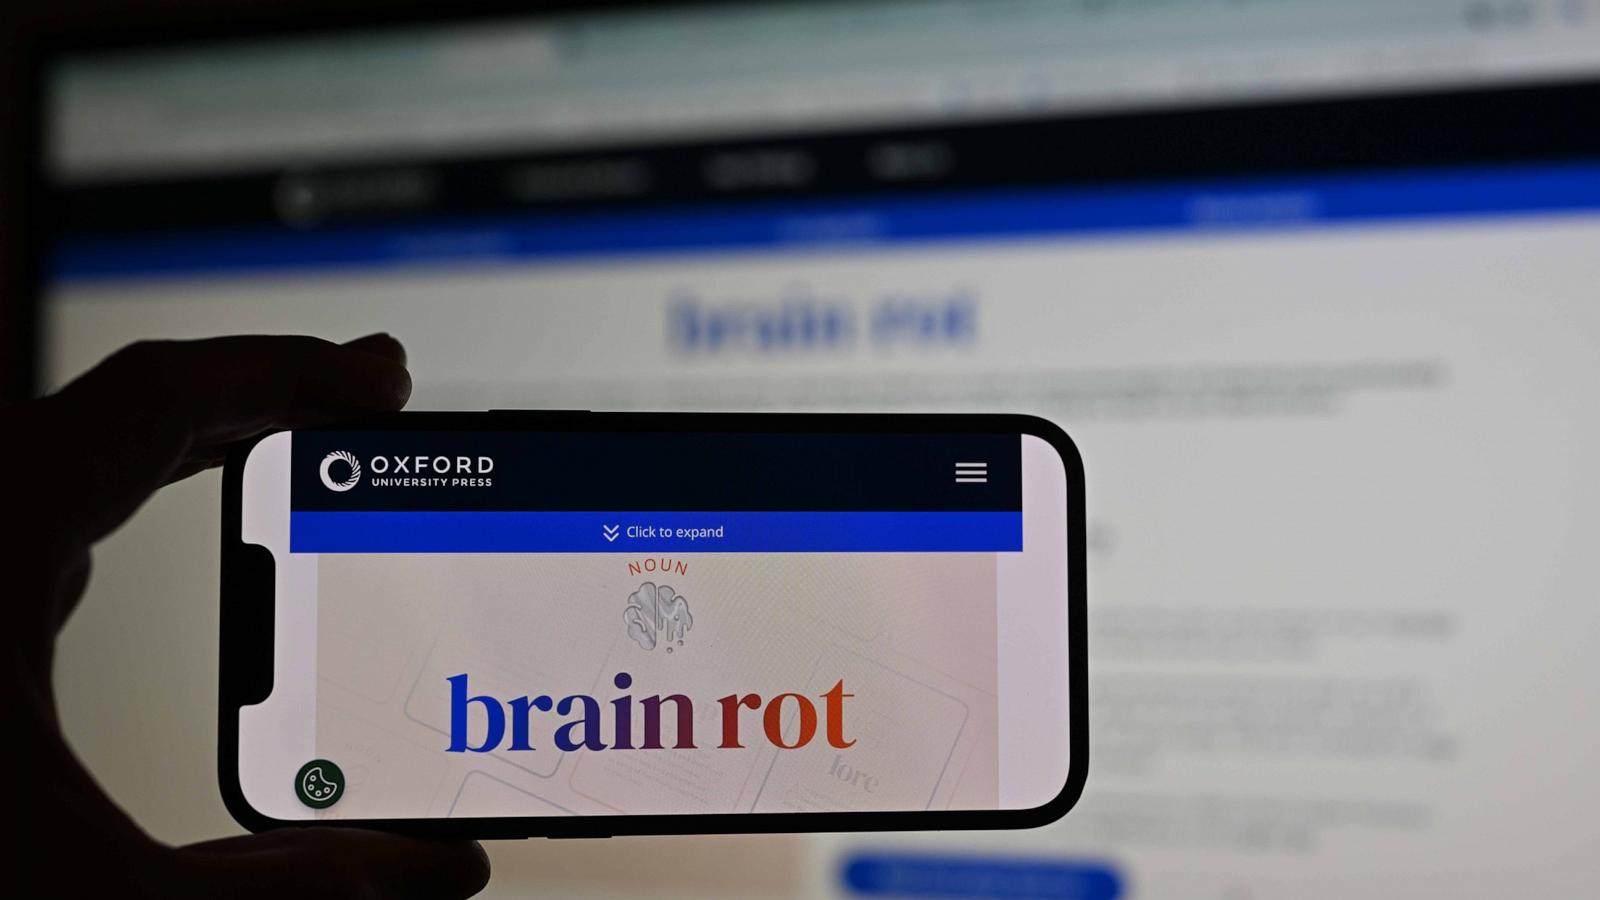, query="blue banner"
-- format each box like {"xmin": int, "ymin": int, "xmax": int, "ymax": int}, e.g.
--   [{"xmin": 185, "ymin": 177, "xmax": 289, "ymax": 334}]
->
[
  {"xmin": 842, "ymin": 851, "xmax": 1122, "ymax": 899},
  {"xmin": 290, "ymin": 510, "xmax": 1023, "ymax": 553}
]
